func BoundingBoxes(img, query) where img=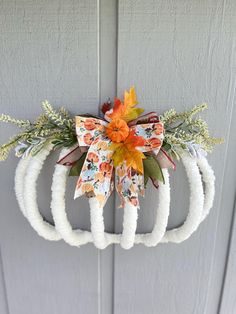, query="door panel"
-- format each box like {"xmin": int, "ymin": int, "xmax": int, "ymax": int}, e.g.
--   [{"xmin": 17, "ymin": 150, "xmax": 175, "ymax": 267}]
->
[
  {"xmin": 114, "ymin": 1, "xmax": 236, "ymax": 313},
  {"xmin": 0, "ymin": 1, "xmax": 101, "ymax": 314}
]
